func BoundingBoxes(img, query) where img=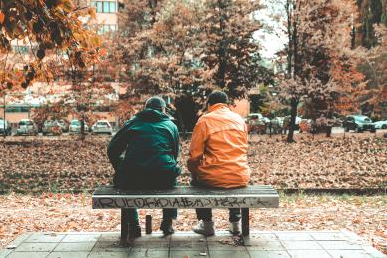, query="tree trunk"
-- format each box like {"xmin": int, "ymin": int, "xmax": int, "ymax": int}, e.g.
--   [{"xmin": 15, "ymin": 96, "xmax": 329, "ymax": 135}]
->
[
  {"xmin": 80, "ymin": 116, "xmax": 85, "ymax": 141},
  {"xmin": 287, "ymin": 98, "xmax": 298, "ymax": 143},
  {"xmin": 216, "ymin": 0, "xmax": 227, "ymax": 88}
]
